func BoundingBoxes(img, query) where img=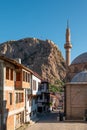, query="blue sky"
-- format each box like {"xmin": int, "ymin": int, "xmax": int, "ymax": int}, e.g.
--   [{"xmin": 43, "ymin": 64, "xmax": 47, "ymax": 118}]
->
[{"xmin": 0, "ymin": 0, "xmax": 87, "ymax": 62}]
